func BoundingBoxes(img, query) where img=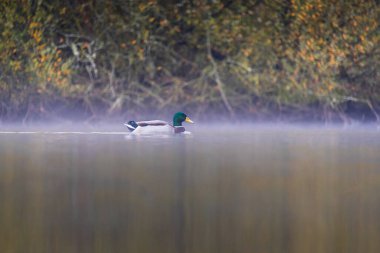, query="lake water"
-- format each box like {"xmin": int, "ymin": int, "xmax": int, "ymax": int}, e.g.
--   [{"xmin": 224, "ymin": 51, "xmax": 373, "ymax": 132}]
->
[{"xmin": 0, "ymin": 125, "xmax": 379, "ymax": 253}]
